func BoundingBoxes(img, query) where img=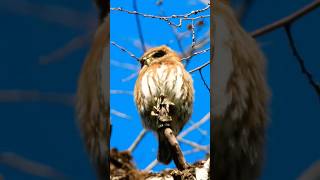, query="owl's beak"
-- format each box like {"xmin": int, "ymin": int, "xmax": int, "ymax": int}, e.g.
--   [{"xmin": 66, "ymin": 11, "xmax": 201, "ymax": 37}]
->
[{"xmin": 140, "ymin": 57, "xmax": 150, "ymax": 67}]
